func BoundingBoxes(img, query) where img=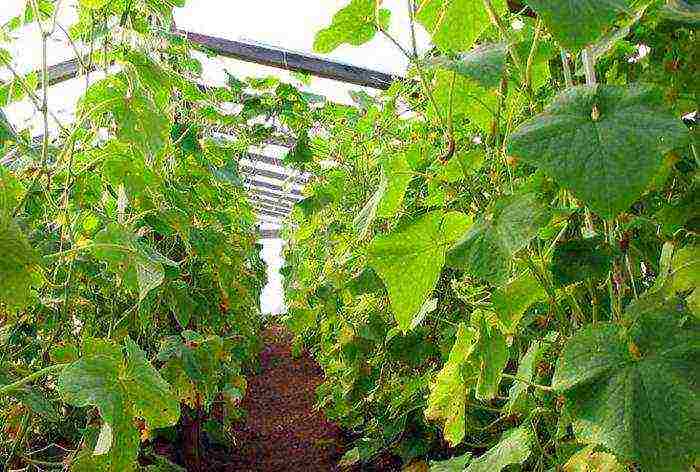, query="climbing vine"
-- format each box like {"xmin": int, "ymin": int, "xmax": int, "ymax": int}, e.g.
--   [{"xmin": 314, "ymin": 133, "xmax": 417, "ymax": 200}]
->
[
  {"xmin": 282, "ymin": 0, "xmax": 698, "ymax": 471},
  {"xmin": 0, "ymin": 0, "xmax": 326, "ymax": 469}
]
